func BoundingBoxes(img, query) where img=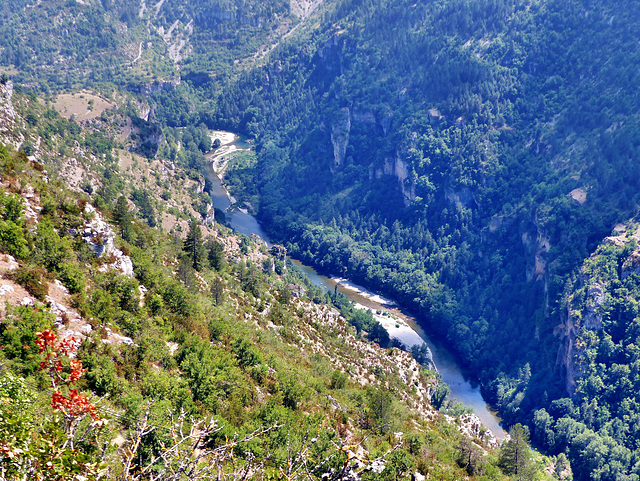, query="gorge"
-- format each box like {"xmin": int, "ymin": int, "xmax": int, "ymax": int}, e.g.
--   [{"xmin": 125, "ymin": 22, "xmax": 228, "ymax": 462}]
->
[{"xmin": 204, "ymin": 130, "xmax": 506, "ymax": 440}]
